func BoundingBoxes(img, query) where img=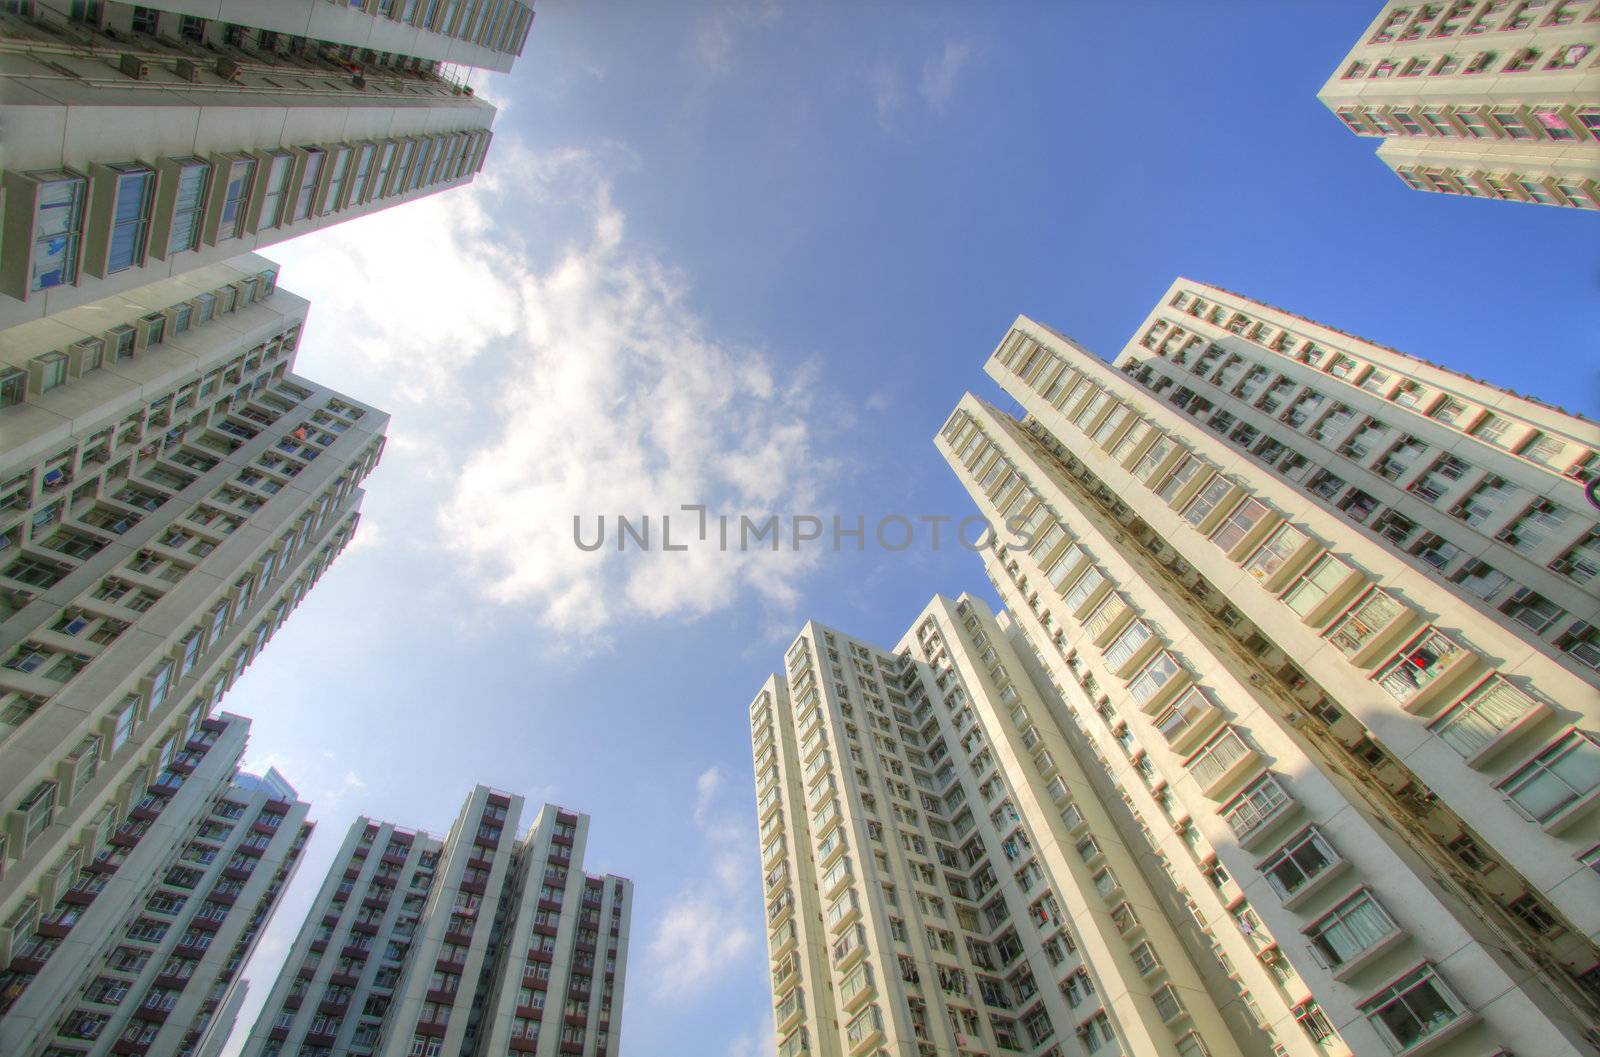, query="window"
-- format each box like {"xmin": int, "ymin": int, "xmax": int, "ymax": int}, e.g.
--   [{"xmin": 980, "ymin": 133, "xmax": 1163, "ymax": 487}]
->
[
  {"xmin": 1, "ymin": 366, "xmax": 25, "ymax": 406},
  {"xmin": 259, "ymin": 153, "xmax": 295, "ymax": 228},
  {"xmin": 1281, "ymin": 553, "xmax": 1350, "ymax": 617},
  {"xmin": 407, "ymin": 1037, "xmax": 443, "ymax": 1057},
  {"xmin": 18, "ymin": 779, "xmax": 58, "ymax": 840},
  {"xmin": 1327, "ymin": 591, "xmax": 1404, "ymax": 658},
  {"xmin": 217, "ymin": 158, "xmax": 256, "ymax": 240},
  {"xmin": 290, "ymin": 149, "xmax": 326, "ymax": 222},
  {"xmin": 321, "ymin": 147, "xmax": 353, "ymax": 215},
  {"xmin": 1307, "ymin": 889, "xmax": 1399, "ymax": 970},
  {"xmin": 1127, "ymin": 652, "xmax": 1181, "ymax": 705},
  {"xmin": 167, "ymin": 159, "xmax": 210, "ymax": 253},
  {"xmin": 1375, "ymin": 630, "xmax": 1465, "ymax": 704},
  {"xmin": 1103, "ymin": 620, "xmax": 1152, "ymax": 670},
  {"xmin": 106, "ymin": 165, "xmax": 156, "ymax": 273},
  {"xmin": 28, "ymin": 170, "xmax": 87, "ymax": 292},
  {"xmin": 1156, "ymin": 455, "xmax": 1202, "ymax": 502},
  {"xmin": 1211, "ymin": 498, "xmax": 1269, "ymax": 553},
  {"xmin": 1243, "ymin": 523, "xmax": 1306, "ymax": 583},
  {"xmin": 1359, "ymin": 964, "xmax": 1468, "ymax": 1053},
  {"xmin": 35, "ymin": 351, "xmax": 68, "ymax": 392},
  {"xmin": 1152, "ymin": 984, "xmax": 1185, "ymax": 1023},
  {"xmin": 1430, "ymin": 677, "xmax": 1541, "ymax": 757},
  {"xmin": 1154, "ymin": 686, "xmax": 1216, "ymax": 745},
  {"xmin": 1260, "ymin": 828, "xmax": 1339, "ymax": 900},
  {"xmin": 1131, "ymin": 435, "xmax": 1175, "ymax": 482},
  {"xmin": 350, "ymin": 143, "xmax": 375, "ymax": 203},
  {"xmin": 1221, "ymin": 773, "xmax": 1291, "ymax": 838},
  {"xmin": 1500, "ymin": 731, "xmax": 1600, "ymax": 824},
  {"xmin": 1181, "ymin": 474, "xmax": 1233, "ymax": 526},
  {"xmin": 1186, "ymin": 727, "xmax": 1253, "ymax": 789}
]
